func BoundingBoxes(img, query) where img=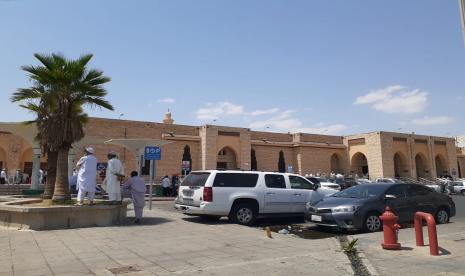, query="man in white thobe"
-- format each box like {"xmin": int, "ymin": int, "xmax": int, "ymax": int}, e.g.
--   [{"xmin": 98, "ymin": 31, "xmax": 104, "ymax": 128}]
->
[
  {"xmin": 76, "ymin": 147, "xmax": 97, "ymax": 205},
  {"xmin": 104, "ymin": 151, "xmax": 124, "ymax": 203},
  {"xmin": 0, "ymin": 169, "xmax": 7, "ymax": 184}
]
